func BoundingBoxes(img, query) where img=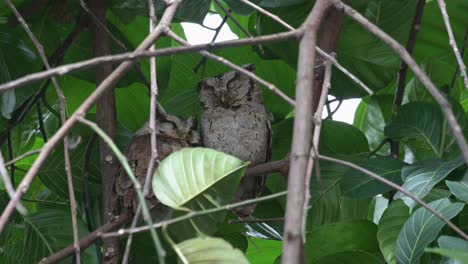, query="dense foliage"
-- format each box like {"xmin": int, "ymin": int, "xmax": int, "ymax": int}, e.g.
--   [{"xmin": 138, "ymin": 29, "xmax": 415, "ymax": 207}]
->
[{"xmin": 0, "ymin": 0, "xmax": 467, "ymax": 263}]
